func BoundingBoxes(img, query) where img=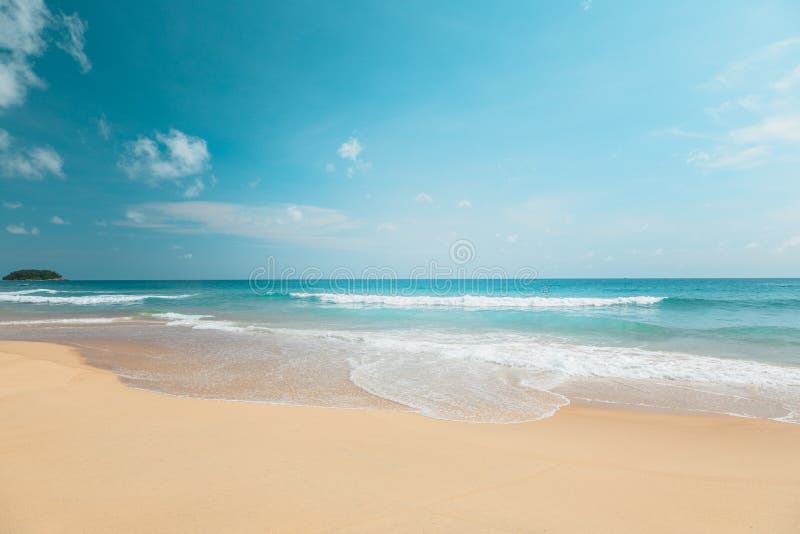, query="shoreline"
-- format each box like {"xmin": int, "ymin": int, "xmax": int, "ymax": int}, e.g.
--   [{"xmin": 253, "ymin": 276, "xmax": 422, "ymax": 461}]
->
[{"xmin": 1, "ymin": 340, "xmax": 799, "ymax": 532}]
